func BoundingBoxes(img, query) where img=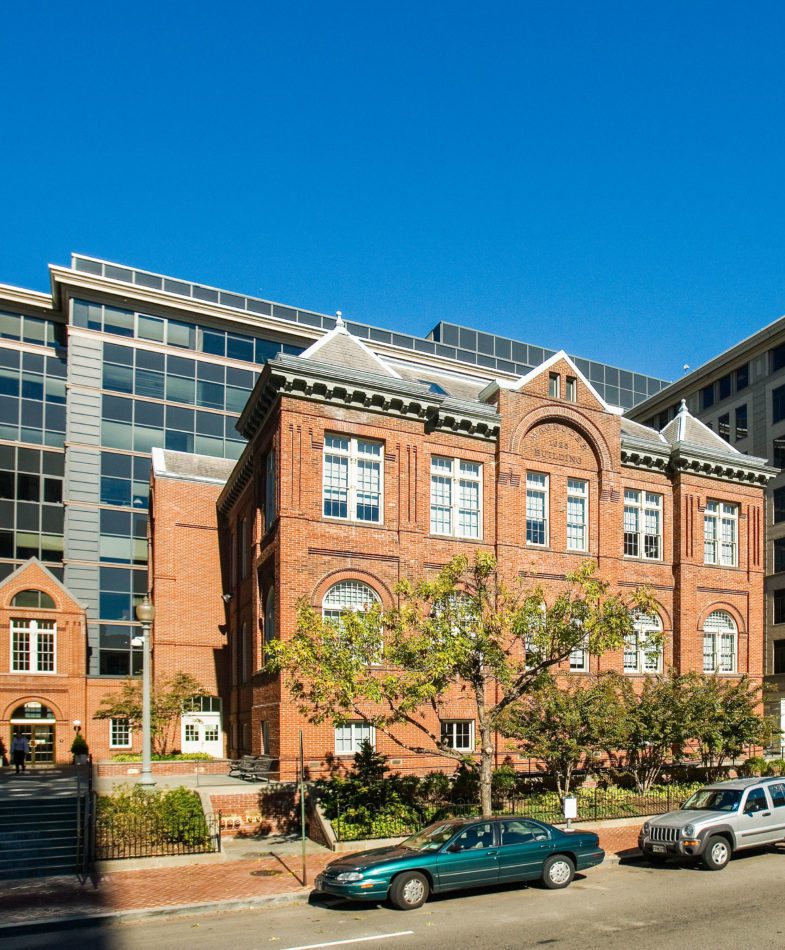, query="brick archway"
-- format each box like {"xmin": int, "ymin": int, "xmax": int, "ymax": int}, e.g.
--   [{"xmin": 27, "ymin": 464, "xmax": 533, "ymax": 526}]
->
[{"xmin": 510, "ymin": 405, "xmax": 615, "ymax": 475}]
